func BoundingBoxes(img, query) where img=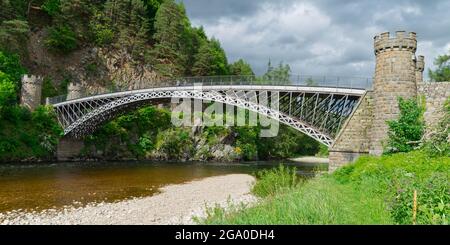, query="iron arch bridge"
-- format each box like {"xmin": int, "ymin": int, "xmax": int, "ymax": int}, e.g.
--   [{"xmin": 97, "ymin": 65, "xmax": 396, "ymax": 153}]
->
[{"xmin": 47, "ymin": 75, "xmax": 371, "ymax": 147}]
